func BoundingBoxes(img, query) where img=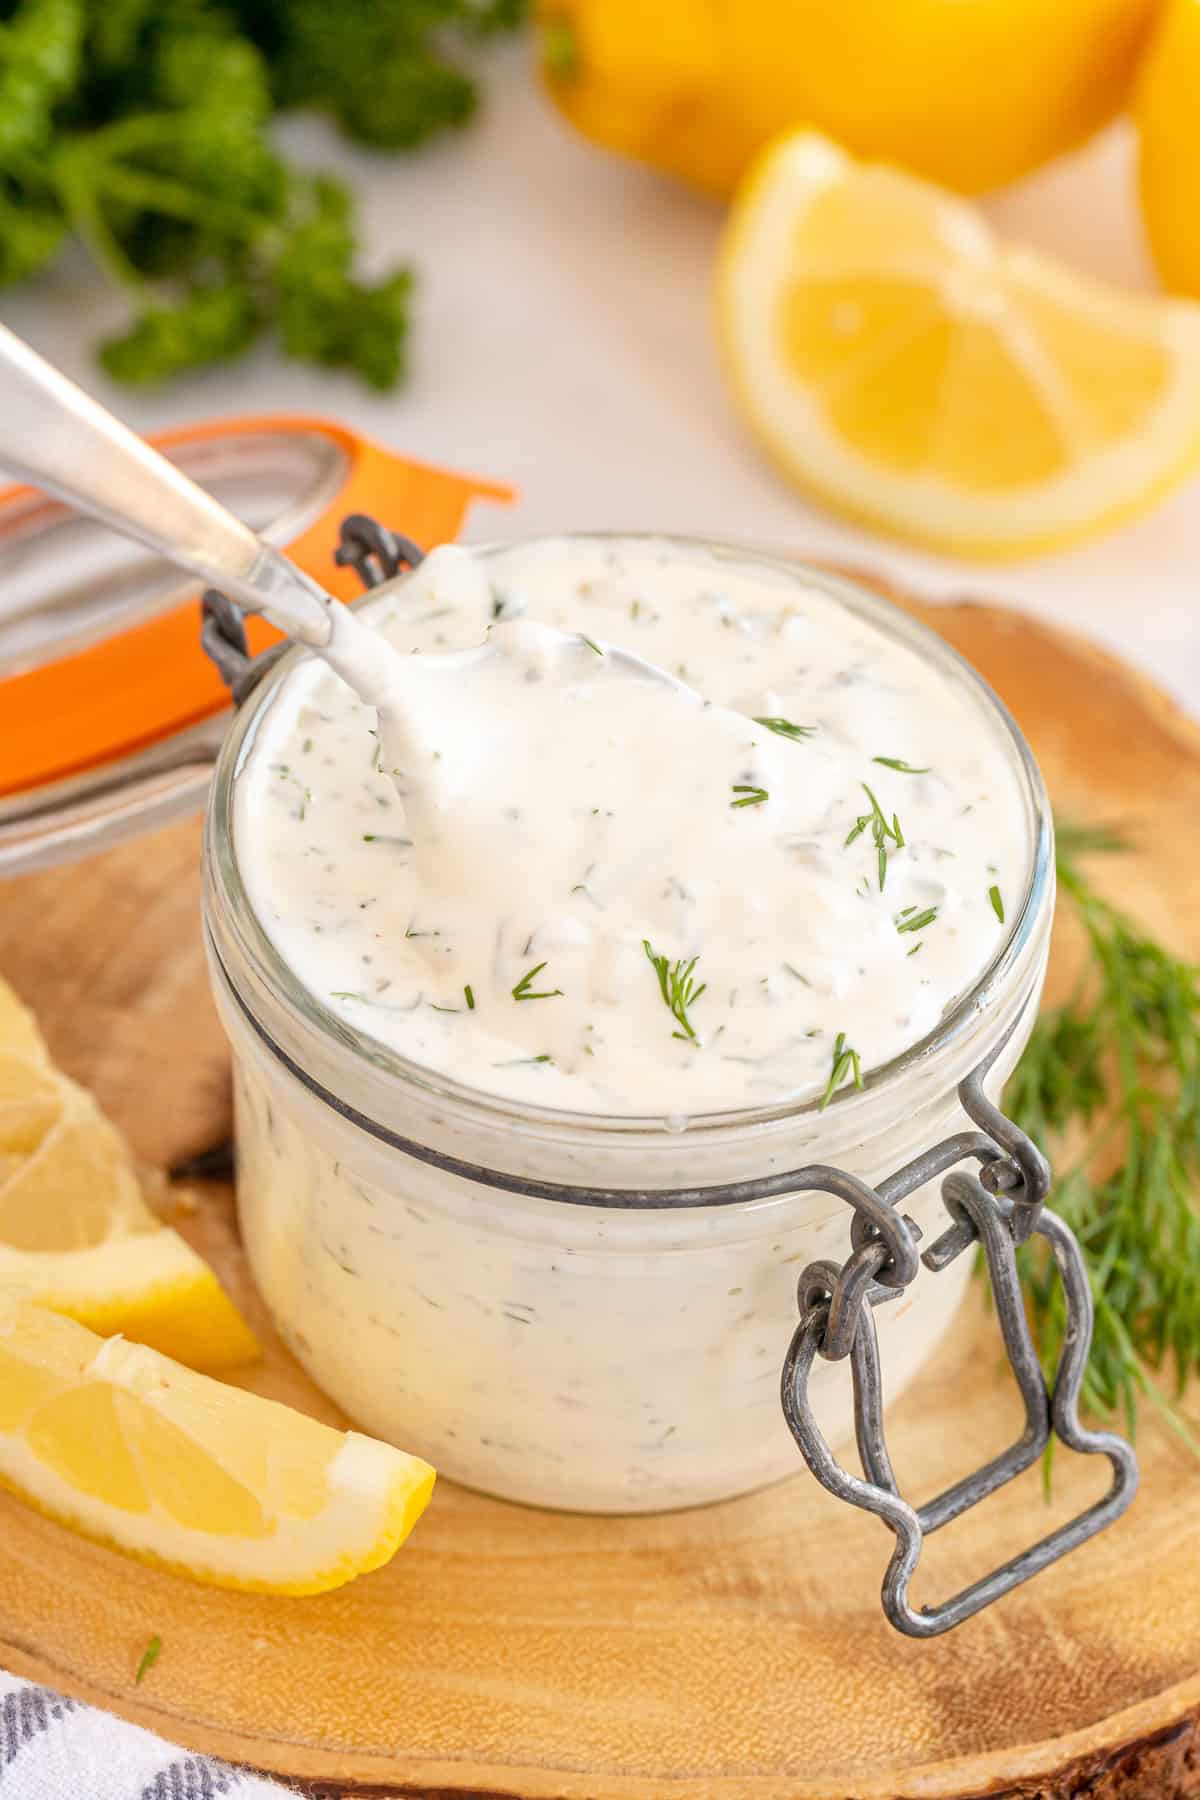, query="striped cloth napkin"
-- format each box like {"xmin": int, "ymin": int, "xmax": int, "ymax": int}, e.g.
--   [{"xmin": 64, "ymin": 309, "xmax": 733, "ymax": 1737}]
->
[{"xmin": 0, "ymin": 1674, "xmax": 288, "ymax": 1797}]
